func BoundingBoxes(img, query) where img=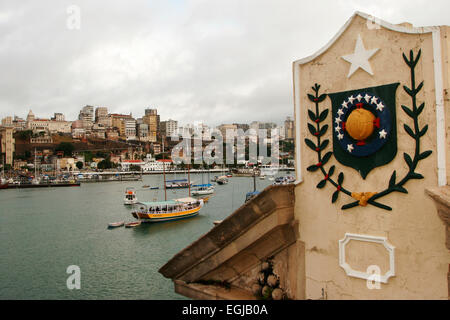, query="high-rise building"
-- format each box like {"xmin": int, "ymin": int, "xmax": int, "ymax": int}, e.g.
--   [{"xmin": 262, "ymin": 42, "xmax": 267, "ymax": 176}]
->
[
  {"xmin": 137, "ymin": 123, "xmax": 149, "ymax": 141},
  {"xmin": 284, "ymin": 116, "xmax": 295, "ymax": 140},
  {"xmin": 51, "ymin": 113, "xmax": 65, "ymax": 121},
  {"xmin": 95, "ymin": 107, "xmax": 111, "ymax": 127},
  {"xmin": 217, "ymin": 124, "xmax": 237, "ymax": 138},
  {"xmin": 125, "ymin": 119, "xmax": 137, "ymax": 141},
  {"xmin": 1, "ymin": 116, "xmax": 13, "ymax": 127},
  {"xmin": 110, "ymin": 113, "xmax": 133, "ymax": 138},
  {"xmin": 143, "ymin": 108, "xmax": 159, "ymax": 142},
  {"xmin": 160, "ymin": 119, "xmax": 178, "ymax": 138},
  {"xmin": 79, "ymin": 105, "xmax": 94, "ymax": 129},
  {"xmin": 0, "ymin": 127, "xmax": 15, "ymax": 165}
]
